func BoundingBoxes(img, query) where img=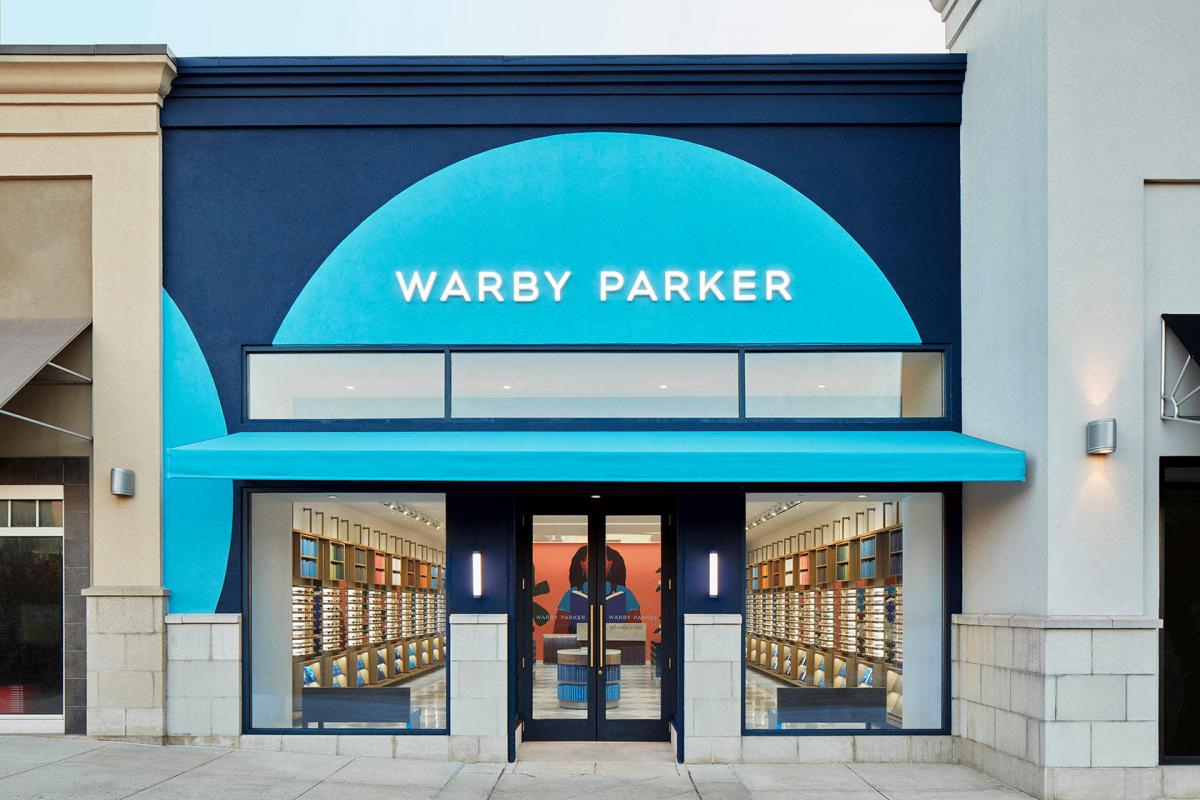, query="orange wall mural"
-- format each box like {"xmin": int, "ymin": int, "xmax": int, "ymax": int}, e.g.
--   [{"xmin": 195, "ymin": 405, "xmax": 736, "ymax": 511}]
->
[{"xmin": 530, "ymin": 542, "xmax": 661, "ymax": 660}]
